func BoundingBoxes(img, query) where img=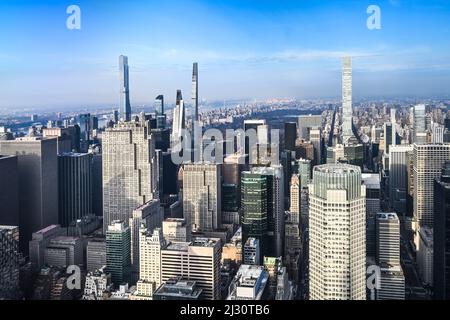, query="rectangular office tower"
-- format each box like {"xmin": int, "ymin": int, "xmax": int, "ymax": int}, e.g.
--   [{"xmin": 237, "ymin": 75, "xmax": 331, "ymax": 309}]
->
[
  {"xmin": 0, "ymin": 155, "xmax": 19, "ymax": 226},
  {"xmin": 413, "ymin": 104, "xmax": 427, "ymax": 144},
  {"xmin": 241, "ymin": 172, "xmax": 268, "ymax": 258},
  {"xmin": 0, "ymin": 226, "xmax": 20, "ymax": 299},
  {"xmin": 433, "ymin": 161, "xmax": 450, "ymax": 299},
  {"xmin": 161, "ymin": 238, "xmax": 222, "ymax": 300},
  {"xmin": 86, "ymin": 238, "xmax": 106, "ymax": 272},
  {"xmin": 376, "ymin": 213, "xmax": 400, "ymax": 266},
  {"xmin": 342, "ymin": 57, "xmax": 354, "ymax": 144},
  {"xmin": 129, "ymin": 199, "xmax": 163, "ymax": 279},
  {"xmin": 308, "ymin": 164, "xmax": 366, "ymax": 300},
  {"xmin": 58, "ymin": 153, "xmax": 93, "ymax": 227},
  {"xmin": 389, "ymin": 145, "xmax": 413, "ymax": 216},
  {"xmin": 132, "ymin": 228, "xmax": 167, "ymax": 300},
  {"xmin": 106, "ymin": 221, "xmax": 131, "ymax": 287},
  {"xmin": 413, "ymin": 144, "xmax": 450, "ymax": 228},
  {"xmin": 284, "ymin": 122, "xmax": 297, "ymax": 151},
  {"xmin": 154, "ymin": 95, "xmax": 166, "ymax": 129},
  {"xmin": 375, "ymin": 213, "xmax": 405, "ymax": 300},
  {"xmin": 182, "ymin": 163, "xmax": 221, "ymax": 232},
  {"xmin": 241, "ymin": 165, "xmax": 285, "ymax": 259},
  {"xmin": 298, "ymin": 115, "xmax": 322, "ymax": 140},
  {"xmin": 0, "ymin": 137, "xmax": 58, "ymax": 253},
  {"xmin": 243, "ymin": 119, "xmax": 266, "ymax": 164},
  {"xmin": 119, "ymin": 55, "xmax": 131, "ymax": 122},
  {"xmin": 102, "ymin": 120, "xmax": 158, "ymax": 231}
]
